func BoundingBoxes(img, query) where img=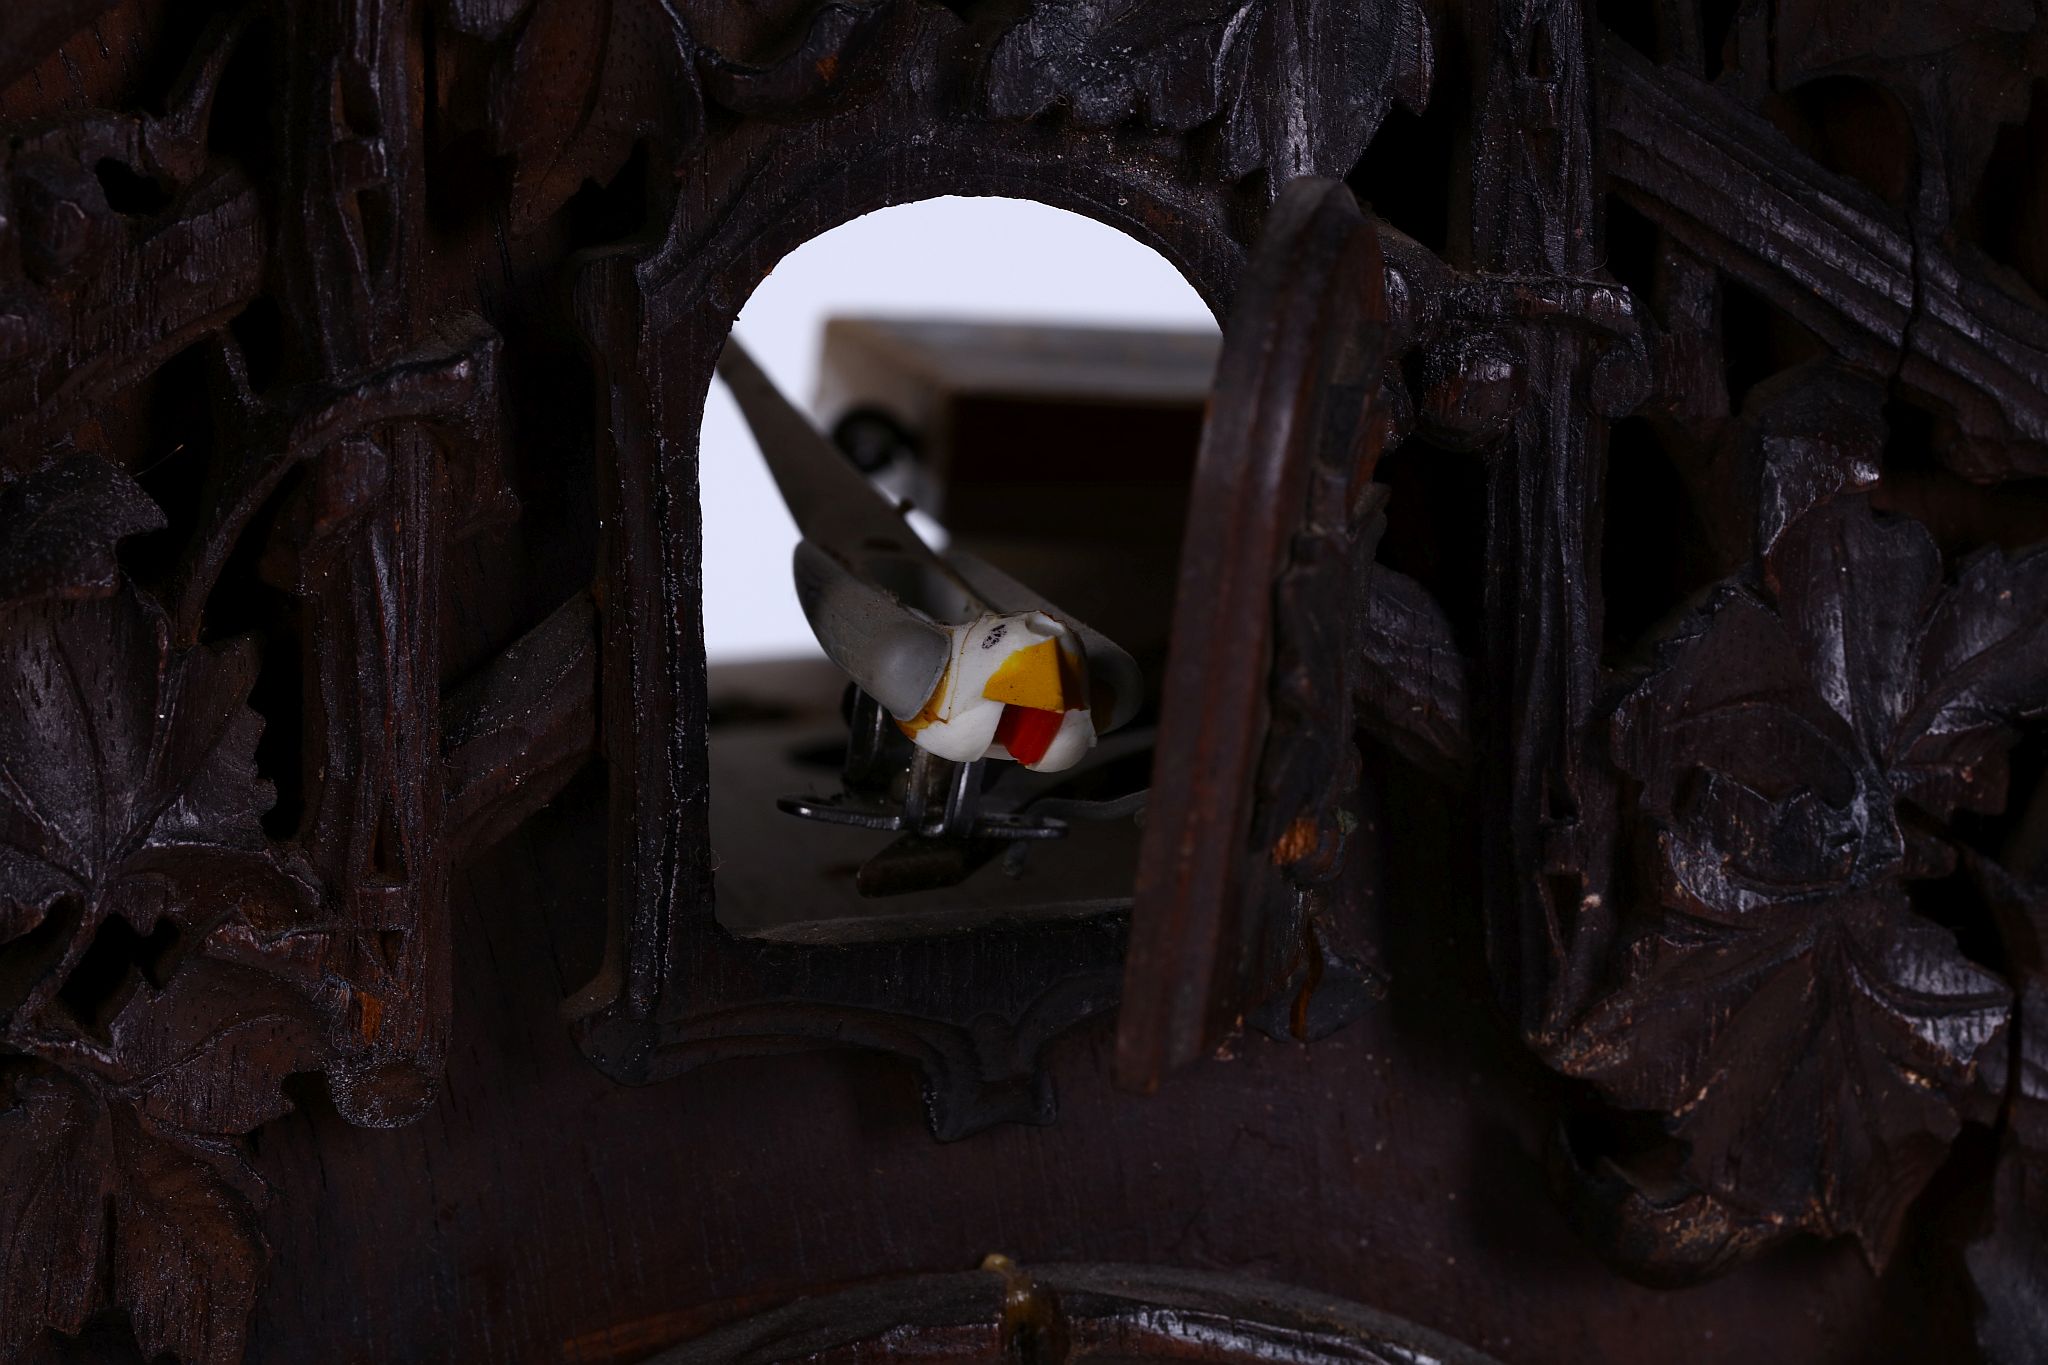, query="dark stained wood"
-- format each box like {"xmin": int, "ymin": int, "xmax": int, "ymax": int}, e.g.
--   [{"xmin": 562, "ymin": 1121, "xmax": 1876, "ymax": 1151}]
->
[
  {"xmin": 1599, "ymin": 32, "xmax": 2048, "ymax": 480},
  {"xmin": 243, "ymin": 807, "xmax": 1948, "ymax": 1364},
  {"xmin": 1466, "ymin": 0, "xmax": 1623, "ymax": 1051},
  {"xmin": 441, "ymin": 591, "xmax": 600, "ymax": 861},
  {"xmin": 3, "ymin": 0, "xmax": 2048, "ymax": 1362},
  {"xmin": 1119, "ymin": 178, "xmax": 1392, "ymax": 1087}
]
